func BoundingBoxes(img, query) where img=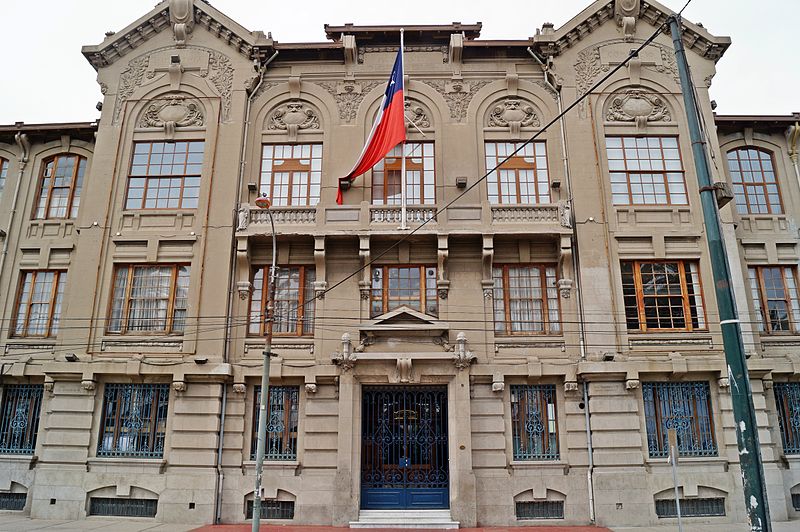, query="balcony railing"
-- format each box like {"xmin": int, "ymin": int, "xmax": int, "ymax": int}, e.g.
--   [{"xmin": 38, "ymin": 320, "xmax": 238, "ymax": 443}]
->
[
  {"xmin": 370, "ymin": 206, "xmax": 437, "ymax": 224},
  {"xmin": 249, "ymin": 207, "xmax": 316, "ymax": 225},
  {"xmin": 490, "ymin": 204, "xmax": 559, "ymax": 223}
]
